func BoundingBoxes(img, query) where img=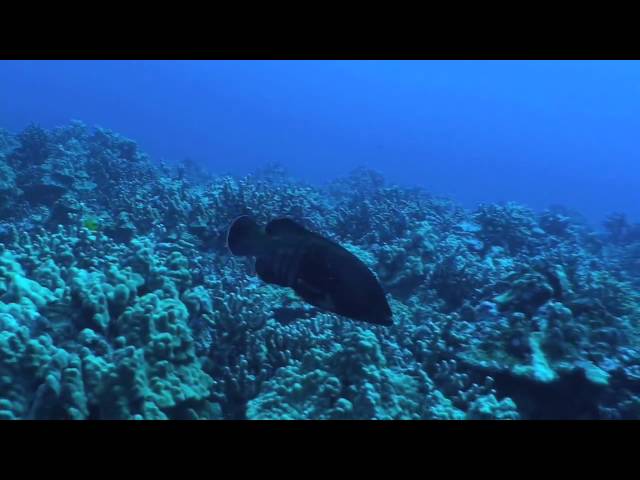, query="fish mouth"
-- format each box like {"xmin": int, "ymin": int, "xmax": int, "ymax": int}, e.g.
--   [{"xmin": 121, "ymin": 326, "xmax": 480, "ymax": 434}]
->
[
  {"xmin": 226, "ymin": 215, "xmax": 247, "ymax": 254},
  {"xmin": 226, "ymin": 215, "xmax": 262, "ymax": 256}
]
